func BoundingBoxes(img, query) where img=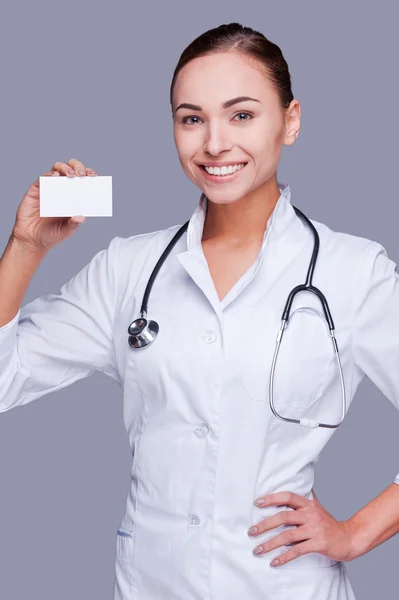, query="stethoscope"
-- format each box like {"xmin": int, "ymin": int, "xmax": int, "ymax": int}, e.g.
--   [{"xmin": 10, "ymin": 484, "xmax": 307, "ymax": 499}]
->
[{"xmin": 127, "ymin": 206, "xmax": 347, "ymax": 430}]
